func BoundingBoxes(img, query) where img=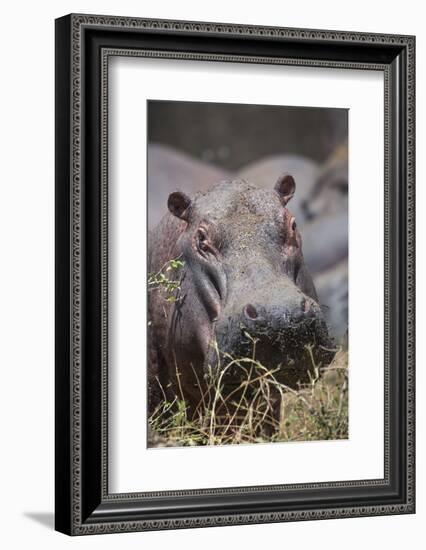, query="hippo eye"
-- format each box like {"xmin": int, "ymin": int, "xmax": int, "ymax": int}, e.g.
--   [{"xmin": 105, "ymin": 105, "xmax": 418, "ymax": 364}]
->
[
  {"xmin": 291, "ymin": 218, "xmax": 297, "ymax": 232},
  {"xmin": 196, "ymin": 228, "xmax": 209, "ymax": 251}
]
